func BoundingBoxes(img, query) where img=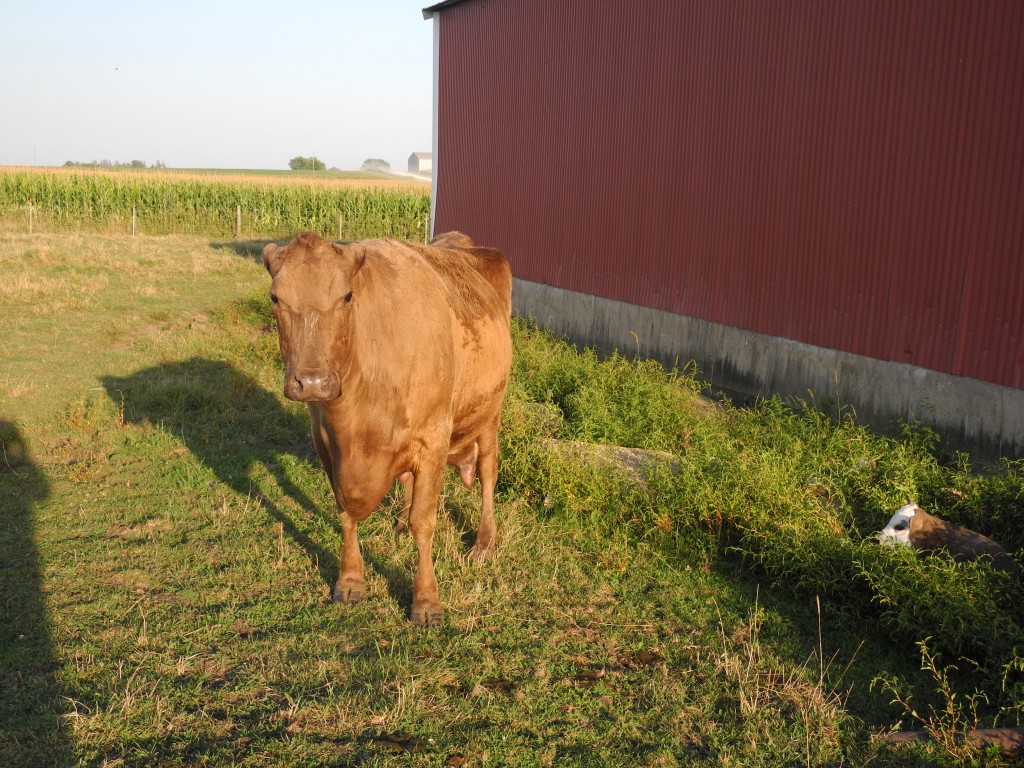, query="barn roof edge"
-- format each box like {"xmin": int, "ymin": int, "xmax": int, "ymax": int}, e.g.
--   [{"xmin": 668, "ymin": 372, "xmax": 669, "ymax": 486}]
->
[{"xmin": 422, "ymin": 0, "xmax": 475, "ymax": 20}]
